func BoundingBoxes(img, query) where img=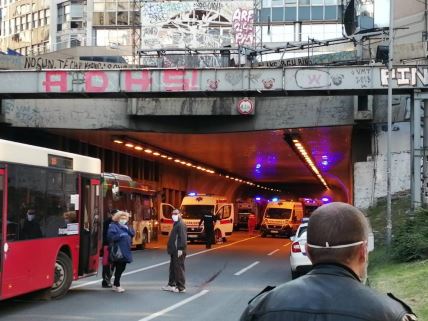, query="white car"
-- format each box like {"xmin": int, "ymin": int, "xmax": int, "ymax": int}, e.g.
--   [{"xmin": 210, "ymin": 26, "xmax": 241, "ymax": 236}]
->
[{"xmin": 289, "ymin": 229, "xmax": 312, "ymax": 279}]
